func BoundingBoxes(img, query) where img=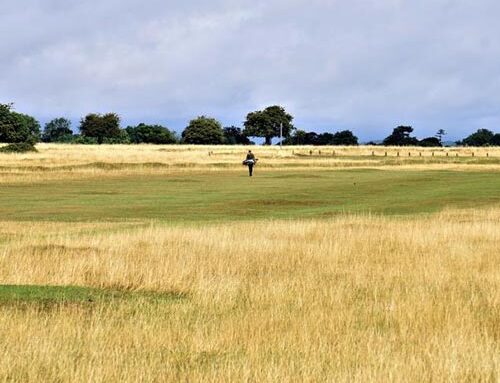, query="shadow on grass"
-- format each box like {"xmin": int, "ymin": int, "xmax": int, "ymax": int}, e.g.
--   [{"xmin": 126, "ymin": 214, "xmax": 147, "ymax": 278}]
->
[{"xmin": 0, "ymin": 284, "xmax": 187, "ymax": 310}]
